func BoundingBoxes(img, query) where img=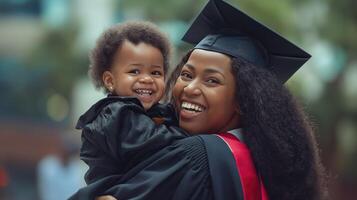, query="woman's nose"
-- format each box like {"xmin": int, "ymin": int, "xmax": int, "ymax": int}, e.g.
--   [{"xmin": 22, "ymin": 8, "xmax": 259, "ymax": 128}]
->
[{"xmin": 183, "ymin": 80, "xmax": 201, "ymax": 96}]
